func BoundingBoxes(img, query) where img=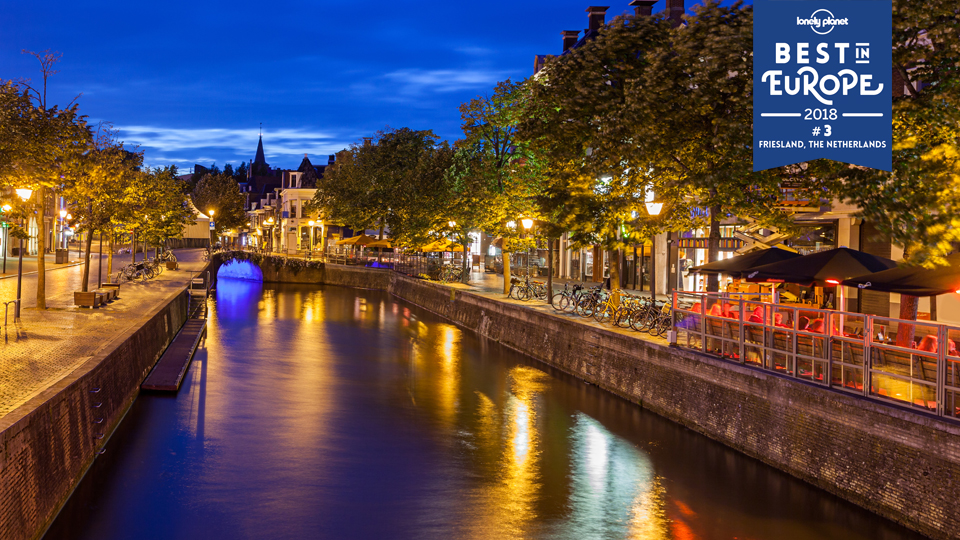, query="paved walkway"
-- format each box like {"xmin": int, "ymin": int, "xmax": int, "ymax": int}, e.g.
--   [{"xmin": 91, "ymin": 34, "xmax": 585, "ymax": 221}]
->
[
  {"xmin": 0, "ymin": 249, "xmax": 208, "ymax": 420},
  {"xmin": 408, "ymin": 269, "xmax": 673, "ymax": 346}
]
